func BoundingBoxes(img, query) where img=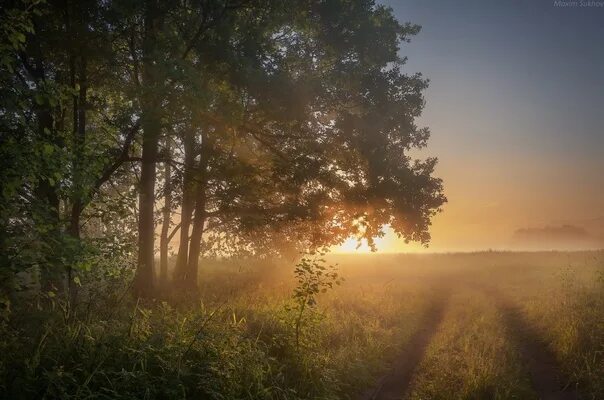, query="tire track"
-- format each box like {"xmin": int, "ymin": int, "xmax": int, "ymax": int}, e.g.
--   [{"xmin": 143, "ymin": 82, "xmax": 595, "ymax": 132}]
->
[
  {"xmin": 360, "ymin": 291, "xmax": 448, "ymax": 400},
  {"xmin": 492, "ymin": 290, "xmax": 581, "ymax": 400}
]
